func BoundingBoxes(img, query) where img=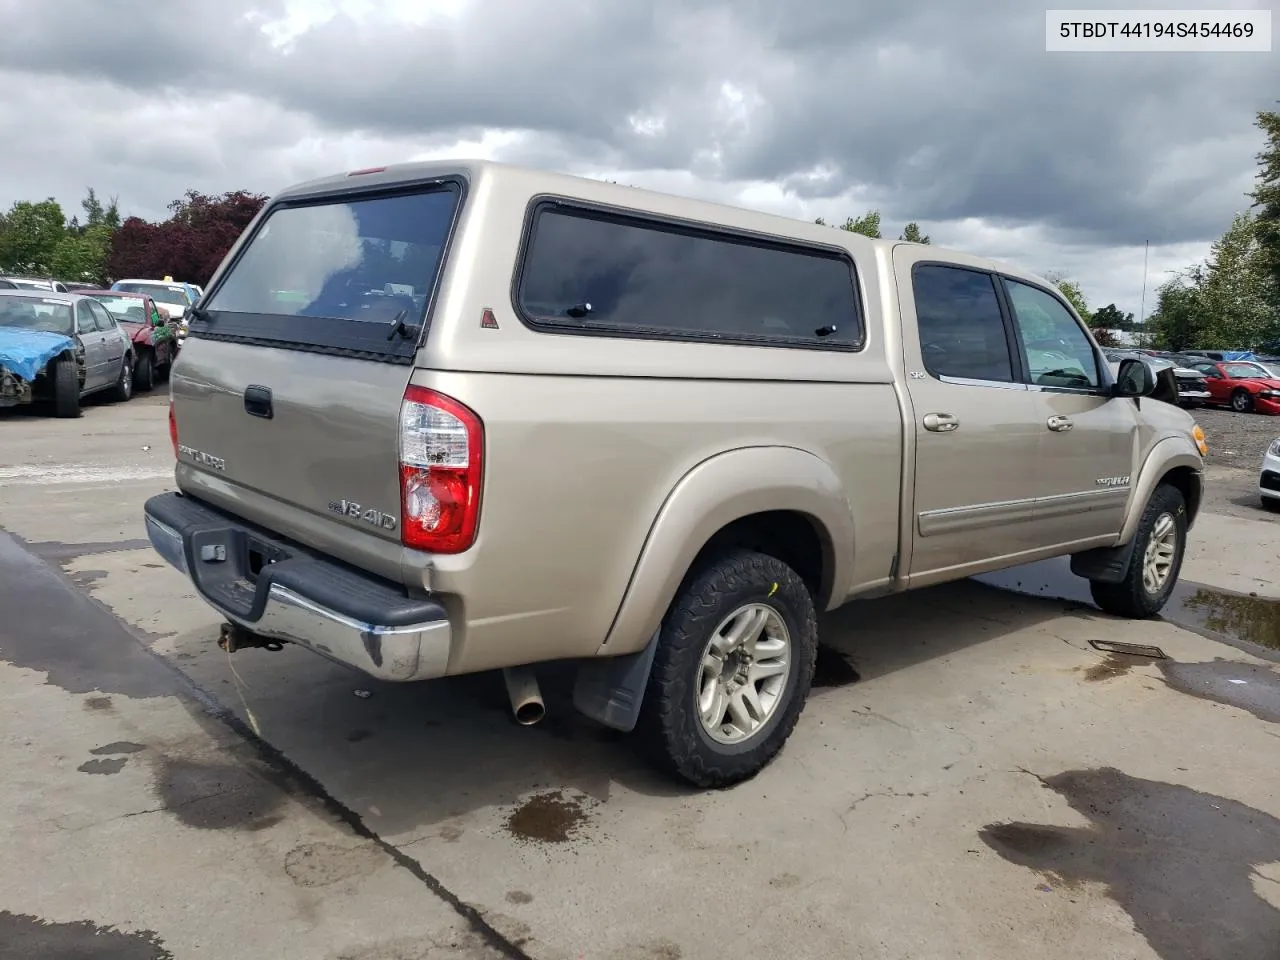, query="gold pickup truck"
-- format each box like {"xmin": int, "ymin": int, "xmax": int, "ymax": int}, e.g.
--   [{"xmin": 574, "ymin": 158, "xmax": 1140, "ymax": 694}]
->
[{"xmin": 144, "ymin": 160, "xmax": 1206, "ymax": 787}]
